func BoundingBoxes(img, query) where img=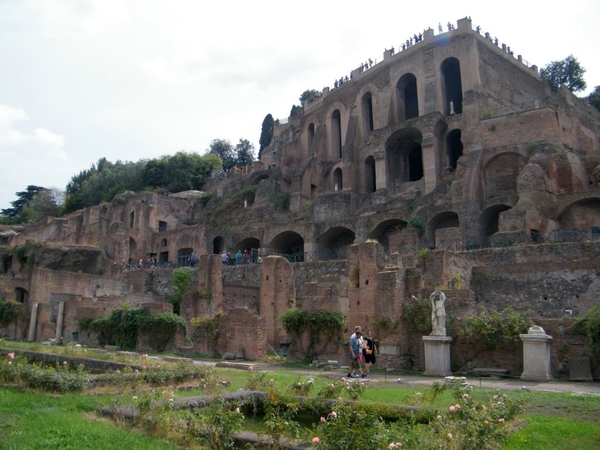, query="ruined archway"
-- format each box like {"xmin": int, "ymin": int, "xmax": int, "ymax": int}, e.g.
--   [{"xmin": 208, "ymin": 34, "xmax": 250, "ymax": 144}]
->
[
  {"xmin": 234, "ymin": 237, "xmax": 261, "ymax": 261},
  {"xmin": 333, "ymin": 167, "xmax": 343, "ymax": 191},
  {"xmin": 14, "ymin": 287, "xmax": 28, "ymax": 303},
  {"xmin": 331, "ymin": 109, "xmax": 342, "ymax": 159},
  {"xmin": 177, "ymin": 248, "xmax": 193, "ymax": 267},
  {"xmin": 484, "ymin": 152, "xmax": 527, "ymax": 198},
  {"xmin": 557, "ymin": 198, "xmax": 600, "ymax": 230},
  {"xmin": 480, "ymin": 204, "xmax": 512, "ymax": 245},
  {"xmin": 385, "ymin": 128, "xmax": 424, "ymax": 193},
  {"xmin": 447, "ymin": 129, "xmax": 463, "ymax": 170},
  {"xmin": 364, "ymin": 156, "xmax": 376, "ymax": 193},
  {"xmin": 397, "ymin": 73, "xmax": 419, "ymax": 122},
  {"xmin": 212, "ymin": 236, "xmax": 224, "ymax": 254},
  {"xmin": 361, "ymin": 92, "xmax": 374, "ymax": 134},
  {"xmin": 268, "ymin": 231, "xmax": 305, "ymax": 262},
  {"xmin": 308, "ymin": 123, "xmax": 315, "ymax": 154},
  {"xmin": 317, "ymin": 227, "xmax": 355, "ymax": 260},
  {"xmin": 441, "ymin": 57, "xmax": 463, "ymax": 115},
  {"xmin": 128, "ymin": 236, "xmax": 137, "ymax": 265},
  {"xmin": 368, "ymin": 219, "xmax": 407, "ymax": 252},
  {"xmin": 428, "ymin": 211, "xmax": 460, "ymax": 247}
]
